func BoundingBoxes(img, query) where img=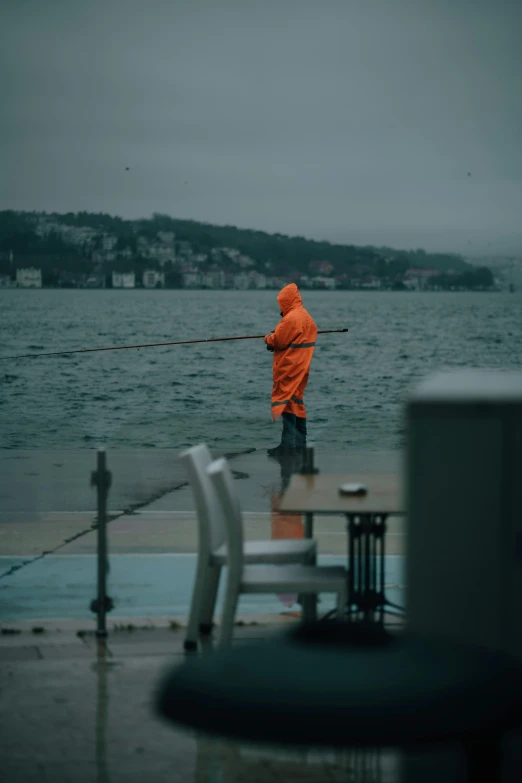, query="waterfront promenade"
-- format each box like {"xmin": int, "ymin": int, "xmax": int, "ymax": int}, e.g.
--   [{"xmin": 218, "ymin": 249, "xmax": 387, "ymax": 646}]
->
[
  {"xmin": 4, "ymin": 447, "xmax": 522, "ymax": 782},
  {"xmin": 0, "ymin": 447, "xmax": 405, "ymax": 624},
  {"xmin": 0, "ymin": 446, "xmax": 407, "ymax": 782}
]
